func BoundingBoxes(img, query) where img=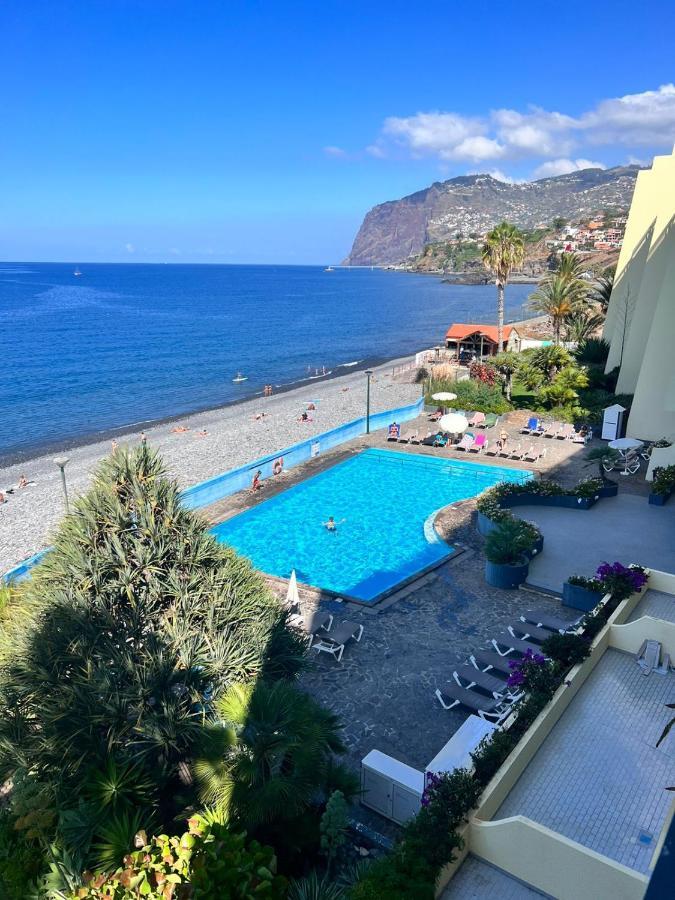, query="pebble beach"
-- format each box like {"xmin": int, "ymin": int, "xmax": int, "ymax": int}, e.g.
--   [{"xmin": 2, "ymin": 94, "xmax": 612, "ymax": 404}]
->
[{"xmin": 0, "ymin": 357, "xmax": 420, "ymax": 574}]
